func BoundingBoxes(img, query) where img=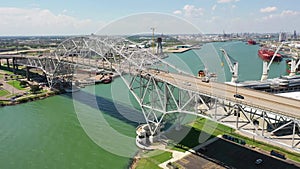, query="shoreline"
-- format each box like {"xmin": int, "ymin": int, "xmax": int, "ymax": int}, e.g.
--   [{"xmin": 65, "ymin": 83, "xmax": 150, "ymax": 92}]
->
[
  {"xmin": 128, "ymin": 151, "xmax": 140, "ymax": 169},
  {"xmin": 0, "ymin": 90, "xmax": 59, "ymax": 107}
]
